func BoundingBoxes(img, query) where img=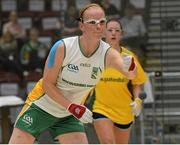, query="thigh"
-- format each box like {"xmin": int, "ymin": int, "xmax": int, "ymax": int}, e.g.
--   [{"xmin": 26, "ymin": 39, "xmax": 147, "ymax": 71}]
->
[
  {"xmin": 114, "ymin": 123, "xmax": 132, "ymax": 144},
  {"xmin": 9, "ymin": 128, "xmax": 35, "ymax": 144},
  {"xmin": 49, "ymin": 115, "xmax": 86, "ymax": 143},
  {"xmin": 93, "ymin": 113, "xmax": 115, "ymax": 143},
  {"xmin": 57, "ymin": 132, "xmax": 88, "ymax": 144}
]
